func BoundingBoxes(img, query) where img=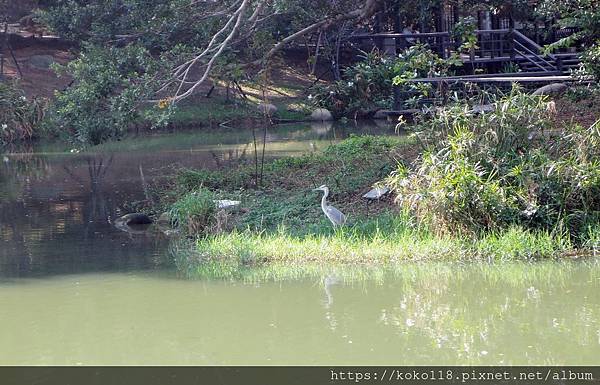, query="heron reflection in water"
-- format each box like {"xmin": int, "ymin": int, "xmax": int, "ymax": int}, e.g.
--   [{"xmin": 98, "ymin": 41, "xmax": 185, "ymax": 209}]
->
[{"xmin": 323, "ymin": 274, "xmax": 339, "ymax": 331}]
